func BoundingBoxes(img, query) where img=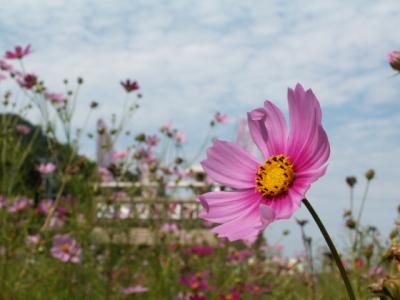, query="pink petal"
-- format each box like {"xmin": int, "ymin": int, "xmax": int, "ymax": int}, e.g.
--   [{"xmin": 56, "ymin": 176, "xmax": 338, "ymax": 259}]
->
[
  {"xmin": 259, "ymin": 204, "xmax": 276, "ymax": 227},
  {"xmin": 199, "ymin": 190, "xmax": 260, "ymax": 223},
  {"xmin": 199, "ymin": 190, "xmax": 264, "ymax": 242},
  {"xmin": 247, "ymin": 101, "xmax": 288, "ymax": 159},
  {"xmin": 263, "ymin": 100, "xmax": 288, "ymax": 155},
  {"xmin": 247, "ymin": 108, "xmax": 270, "ymax": 158},
  {"xmin": 265, "ymin": 192, "xmax": 300, "ymax": 220},
  {"xmin": 201, "ymin": 140, "xmax": 259, "ymax": 189},
  {"xmin": 285, "ymin": 84, "xmax": 329, "ymax": 170}
]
